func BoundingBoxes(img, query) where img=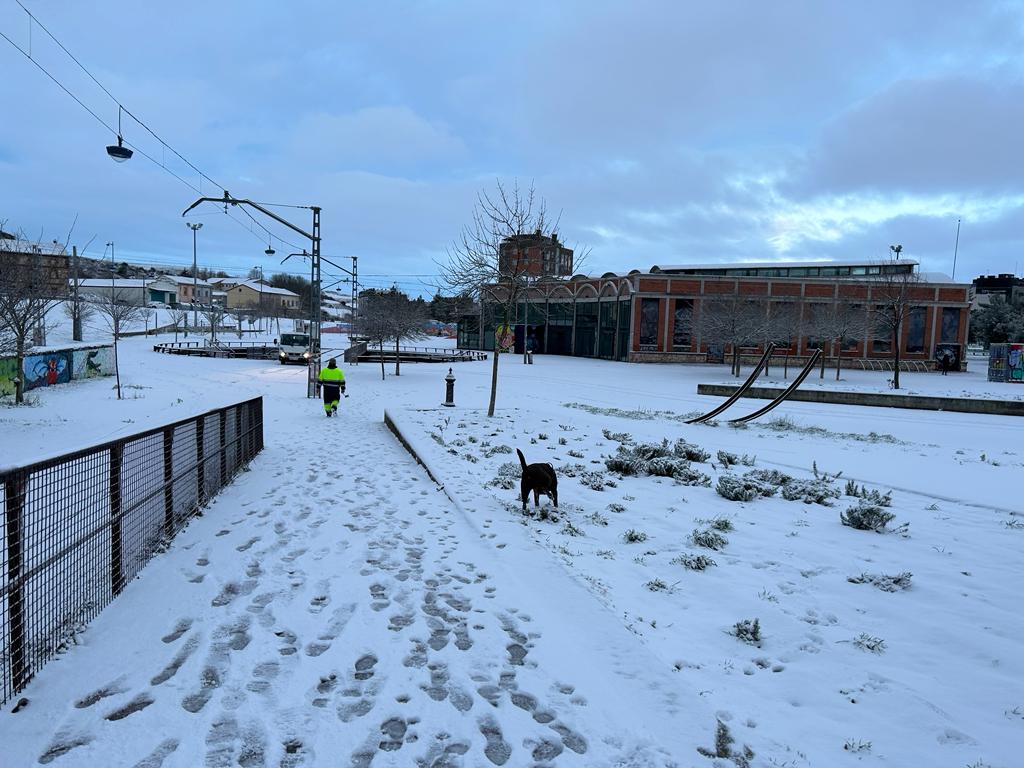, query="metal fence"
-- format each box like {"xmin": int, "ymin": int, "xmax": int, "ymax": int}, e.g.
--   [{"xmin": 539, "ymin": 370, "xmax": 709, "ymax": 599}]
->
[{"xmin": 0, "ymin": 397, "xmax": 264, "ymax": 706}]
